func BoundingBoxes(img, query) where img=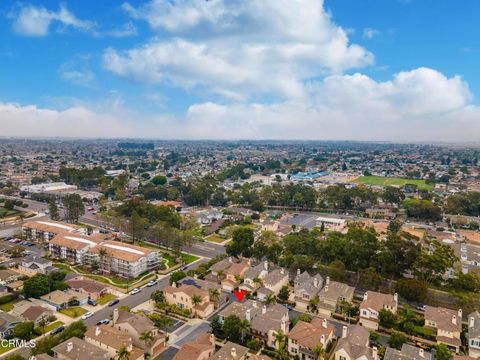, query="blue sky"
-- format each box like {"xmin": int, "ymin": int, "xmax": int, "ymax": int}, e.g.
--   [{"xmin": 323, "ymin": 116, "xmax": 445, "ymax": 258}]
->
[{"xmin": 0, "ymin": 0, "xmax": 479, "ymax": 141}]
